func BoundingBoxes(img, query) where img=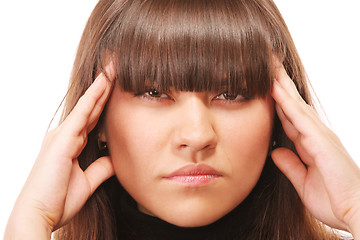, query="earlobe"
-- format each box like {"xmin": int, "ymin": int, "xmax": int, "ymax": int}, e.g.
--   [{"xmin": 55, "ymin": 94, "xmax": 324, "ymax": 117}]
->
[
  {"xmin": 97, "ymin": 128, "xmax": 108, "ymax": 151},
  {"xmin": 98, "ymin": 140, "xmax": 108, "ymax": 152}
]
